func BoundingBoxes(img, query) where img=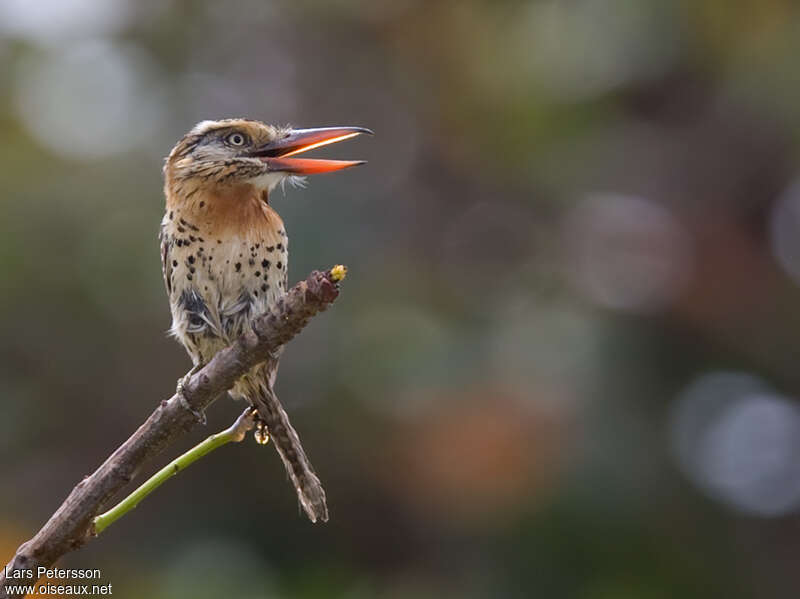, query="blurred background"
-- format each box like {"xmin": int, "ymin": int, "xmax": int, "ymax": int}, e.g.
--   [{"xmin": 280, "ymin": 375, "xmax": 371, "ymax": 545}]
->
[{"xmin": 3, "ymin": 0, "xmax": 800, "ymax": 597}]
